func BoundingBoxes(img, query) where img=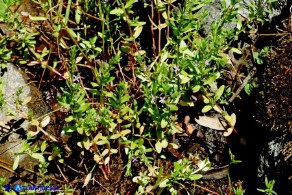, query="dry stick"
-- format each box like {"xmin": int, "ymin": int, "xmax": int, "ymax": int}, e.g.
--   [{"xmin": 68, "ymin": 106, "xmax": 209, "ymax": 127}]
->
[
  {"xmin": 258, "ymin": 33, "xmax": 290, "ymax": 36},
  {"xmin": 158, "ymin": 11, "xmax": 161, "ymax": 54},
  {"xmin": 80, "ymin": 9, "xmax": 103, "ymax": 21},
  {"xmin": 196, "ymin": 184, "xmax": 220, "ymax": 195},
  {"xmin": 228, "ymin": 67, "xmax": 257, "ymax": 103},
  {"xmin": 167, "ymin": 3, "xmax": 170, "ymax": 38},
  {"xmin": 54, "ymin": 159, "xmax": 69, "ymax": 182},
  {"xmin": 151, "ymin": 0, "xmax": 157, "ymax": 57}
]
